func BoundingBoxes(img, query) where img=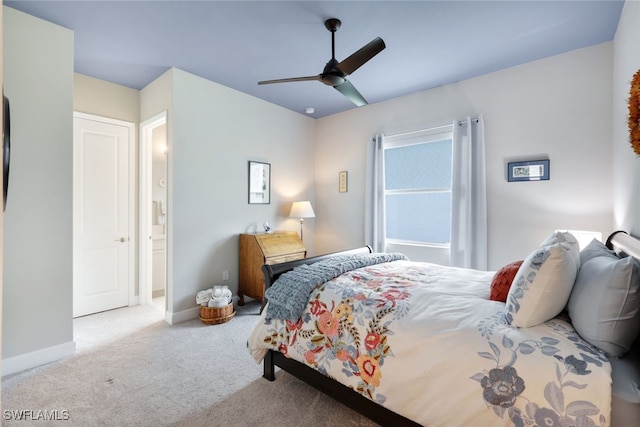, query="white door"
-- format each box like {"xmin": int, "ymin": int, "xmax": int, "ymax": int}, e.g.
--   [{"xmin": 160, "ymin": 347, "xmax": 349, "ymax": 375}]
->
[{"xmin": 73, "ymin": 113, "xmax": 134, "ymax": 317}]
